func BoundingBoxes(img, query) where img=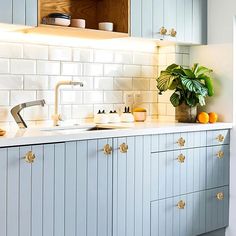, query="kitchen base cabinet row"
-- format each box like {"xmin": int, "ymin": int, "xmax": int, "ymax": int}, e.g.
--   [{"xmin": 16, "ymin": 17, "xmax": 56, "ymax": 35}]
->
[{"xmin": 0, "ymin": 129, "xmax": 230, "ymax": 236}]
